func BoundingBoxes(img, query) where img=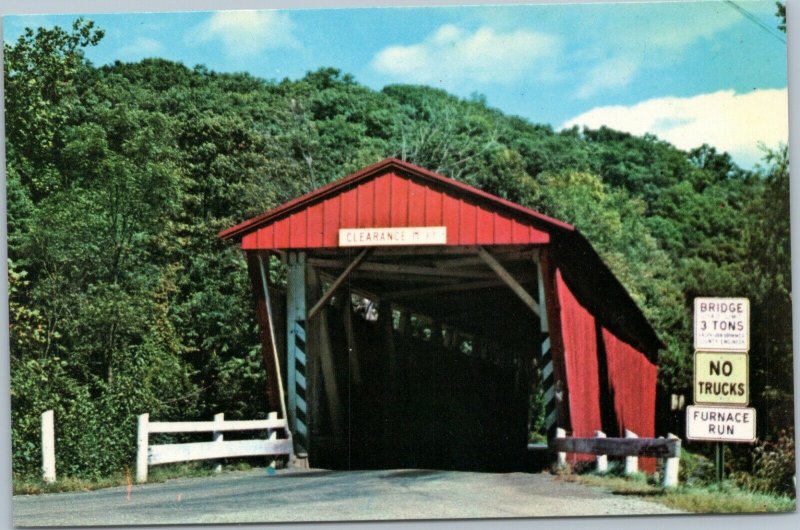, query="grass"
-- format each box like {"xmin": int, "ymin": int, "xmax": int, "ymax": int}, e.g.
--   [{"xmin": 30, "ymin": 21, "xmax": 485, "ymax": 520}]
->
[
  {"xmin": 559, "ymin": 467, "xmax": 796, "ymax": 514},
  {"xmin": 13, "ymin": 461, "xmax": 255, "ymax": 495}
]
